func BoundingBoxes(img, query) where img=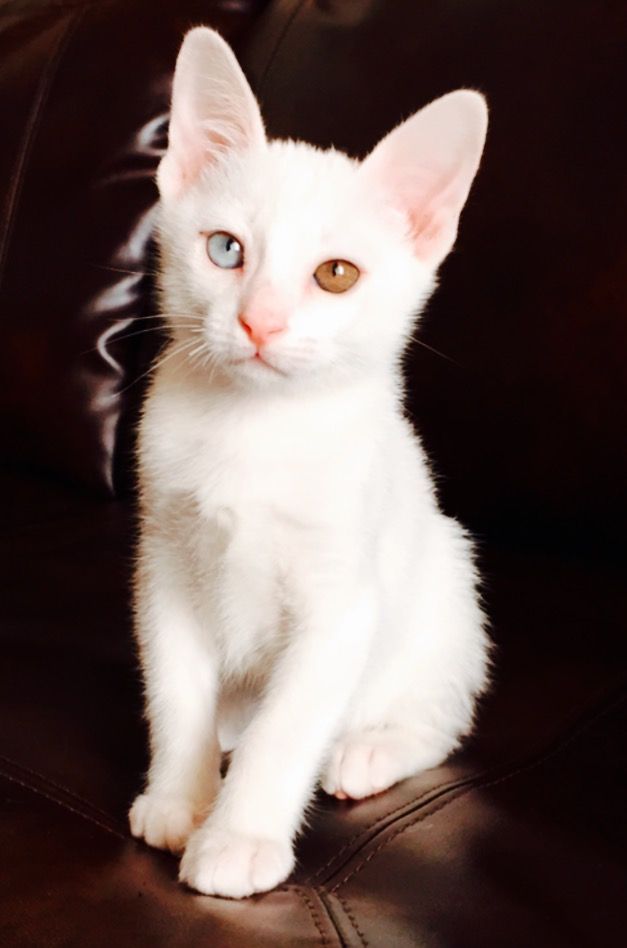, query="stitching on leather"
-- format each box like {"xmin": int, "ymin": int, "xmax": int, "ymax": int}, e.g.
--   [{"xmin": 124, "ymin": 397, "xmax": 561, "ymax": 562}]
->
[
  {"xmin": 311, "ymin": 681, "xmax": 625, "ymax": 884},
  {"xmin": 336, "ymin": 893, "xmax": 368, "ymax": 947},
  {"xmin": 329, "ymin": 789, "xmax": 472, "ymax": 894},
  {"xmin": 329, "ymin": 690, "xmax": 627, "ymax": 892},
  {"xmin": 0, "ymin": 767, "xmax": 127, "ymax": 841},
  {"xmin": 295, "ymin": 886, "xmax": 331, "ymax": 946},
  {"xmin": 256, "ymin": 0, "xmax": 308, "ymax": 96},
  {"xmin": 0, "ymin": 5, "xmax": 84, "ymax": 298},
  {"xmin": 308, "ymin": 770, "xmax": 484, "ymax": 883},
  {"xmin": 0, "ymin": 752, "xmax": 124, "ymax": 828}
]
